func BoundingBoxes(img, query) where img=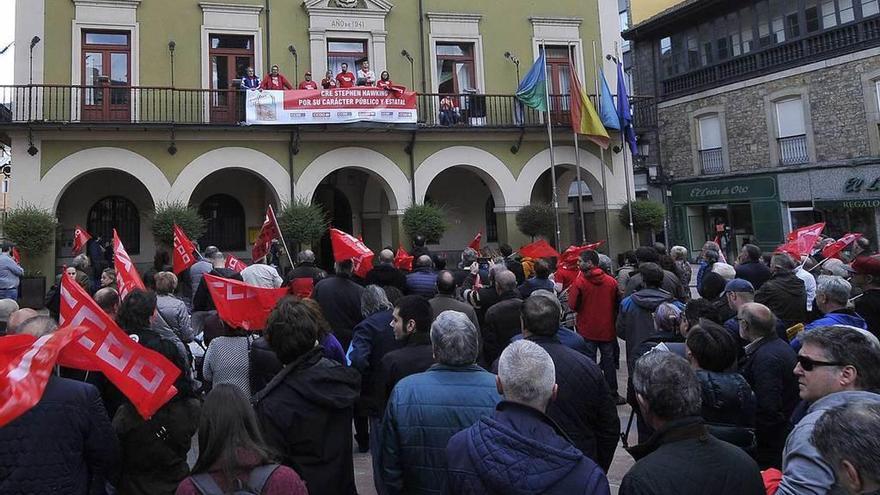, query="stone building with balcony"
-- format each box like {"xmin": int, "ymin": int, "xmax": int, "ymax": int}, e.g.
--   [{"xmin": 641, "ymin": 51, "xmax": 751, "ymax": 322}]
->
[
  {"xmin": 1, "ymin": 0, "xmax": 634, "ymax": 277},
  {"xmin": 624, "ymin": 0, "xmax": 880, "ymax": 259}
]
